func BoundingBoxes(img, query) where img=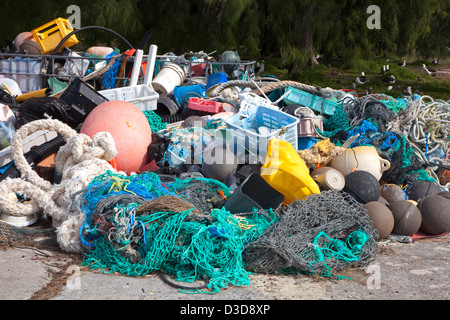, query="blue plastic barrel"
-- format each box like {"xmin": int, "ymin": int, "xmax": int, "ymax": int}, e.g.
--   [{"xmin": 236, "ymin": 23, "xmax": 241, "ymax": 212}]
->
[
  {"xmin": 206, "ymin": 72, "xmax": 227, "ymax": 90},
  {"xmin": 173, "ymin": 84, "xmax": 206, "ymax": 109}
]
